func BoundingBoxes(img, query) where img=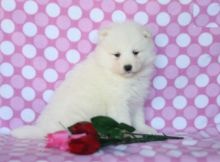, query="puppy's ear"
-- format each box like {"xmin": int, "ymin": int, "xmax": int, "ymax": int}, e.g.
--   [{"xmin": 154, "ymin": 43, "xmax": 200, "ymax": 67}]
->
[{"xmin": 98, "ymin": 27, "xmax": 110, "ymax": 41}]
